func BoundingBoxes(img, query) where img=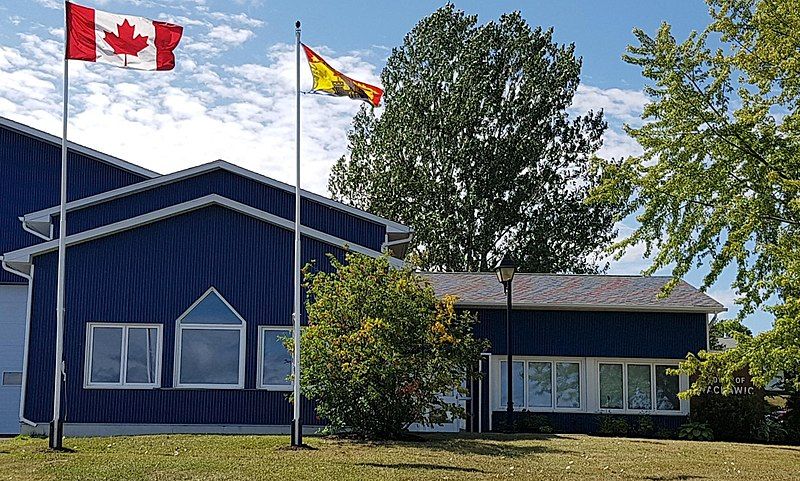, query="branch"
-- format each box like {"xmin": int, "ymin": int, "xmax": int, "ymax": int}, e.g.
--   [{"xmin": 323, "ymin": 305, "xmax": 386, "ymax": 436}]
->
[
  {"xmin": 645, "ymin": 186, "xmax": 800, "ymax": 227},
  {"xmin": 681, "ymin": 71, "xmax": 794, "ymax": 183}
]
